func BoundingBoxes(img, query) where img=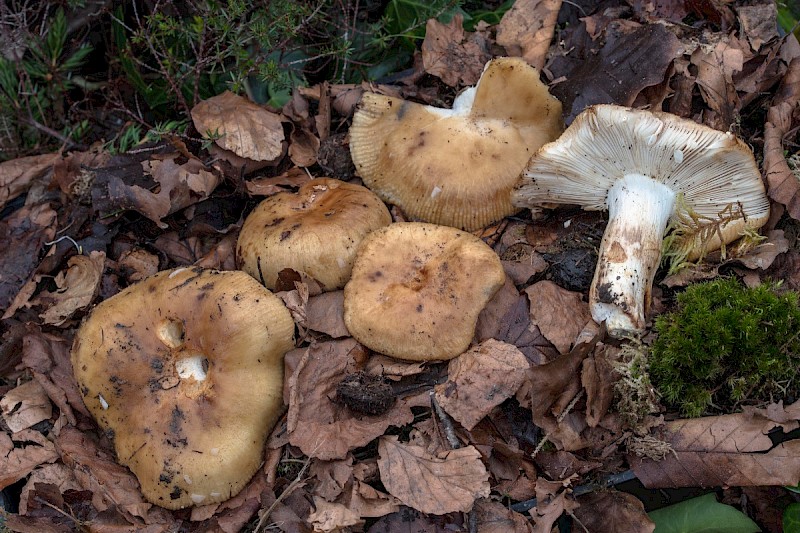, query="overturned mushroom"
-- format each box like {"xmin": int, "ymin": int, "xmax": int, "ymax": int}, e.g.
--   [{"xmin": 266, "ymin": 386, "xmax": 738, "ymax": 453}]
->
[
  {"xmin": 236, "ymin": 178, "xmax": 391, "ymax": 291},
  {"xmin": 349, "ymin": 56, "xmax": 563, "ymax": 231},
  {"xmin": 513, "ymin": 105, "xmax": 770, "ymax": 336},
  {"xmin": 343, "ymin": 222, "xmax": 505, "ymax": 361},
  {"xmin": 71, "ymin": 267, "xmax": 295, "ymax": 509}
]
